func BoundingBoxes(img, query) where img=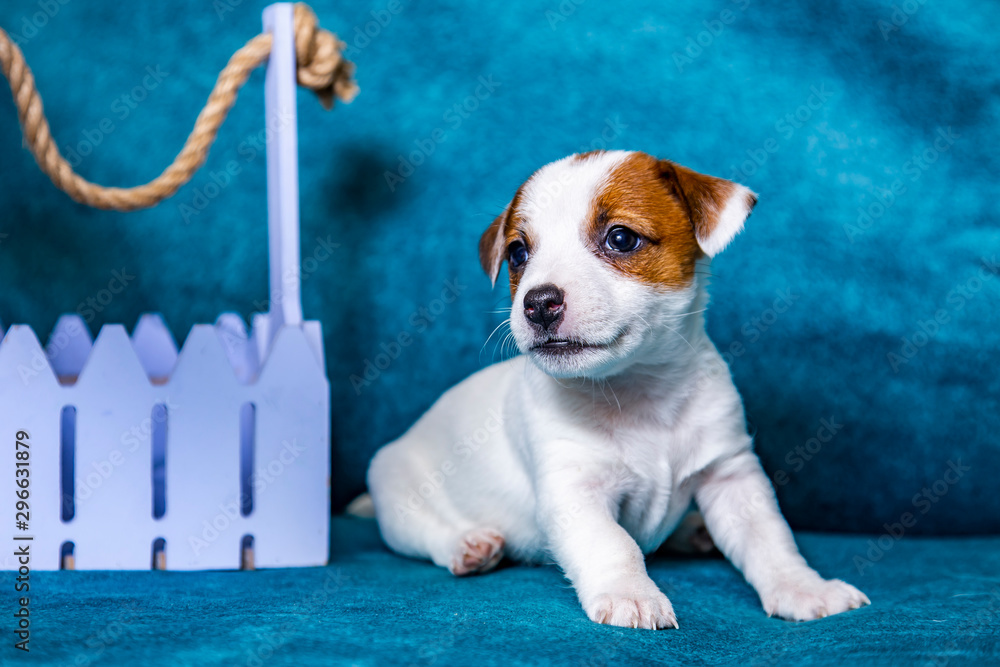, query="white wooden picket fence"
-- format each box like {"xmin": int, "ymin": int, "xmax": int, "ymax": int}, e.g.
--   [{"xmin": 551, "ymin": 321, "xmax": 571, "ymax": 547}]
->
[{"xmin": 0, "ymin": 4, "xmax": 331, "ymax": 571}]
